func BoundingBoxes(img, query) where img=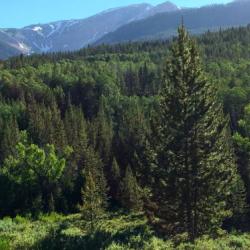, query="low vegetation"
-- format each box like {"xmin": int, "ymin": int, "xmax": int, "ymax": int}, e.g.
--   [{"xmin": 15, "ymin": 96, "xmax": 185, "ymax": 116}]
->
[{"xmin": 0, "ymin": 213, "xmax": 250, "ymax": 250}]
